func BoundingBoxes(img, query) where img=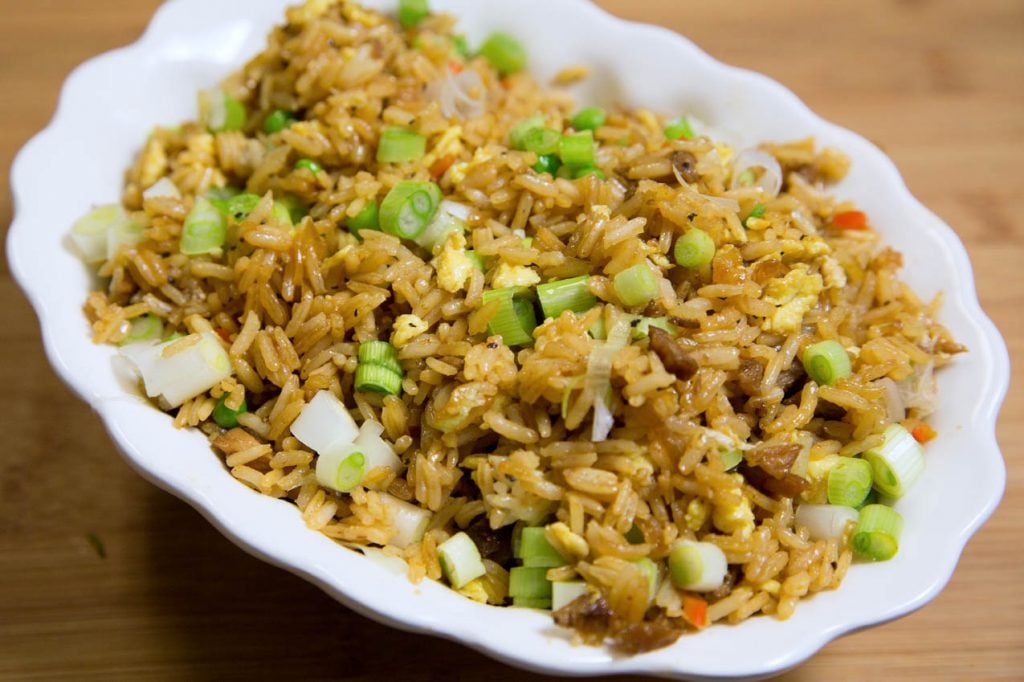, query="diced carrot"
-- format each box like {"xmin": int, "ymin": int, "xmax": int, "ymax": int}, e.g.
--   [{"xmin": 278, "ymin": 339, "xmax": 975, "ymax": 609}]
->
[
  {"xmin": 430, "ymin": 154, "xmax": 455, "ymax": 179},
  {"xmin": 832, "ymin": 210, "xmax": 869, "ymax": 230},
  {"xmin": 215, "ymin": 327, "xmax": 232, "ymax": 343},
  {"xmin": 682, "ymin": 595, "xmax": 708, "ymax": 629},
  {"xmin": 448, "ymin": 60, "xmax": 463, "ymax": 75},
  {"xmin": 912, "ymin": 423, "xmax": 937, "ymax": 444}
]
